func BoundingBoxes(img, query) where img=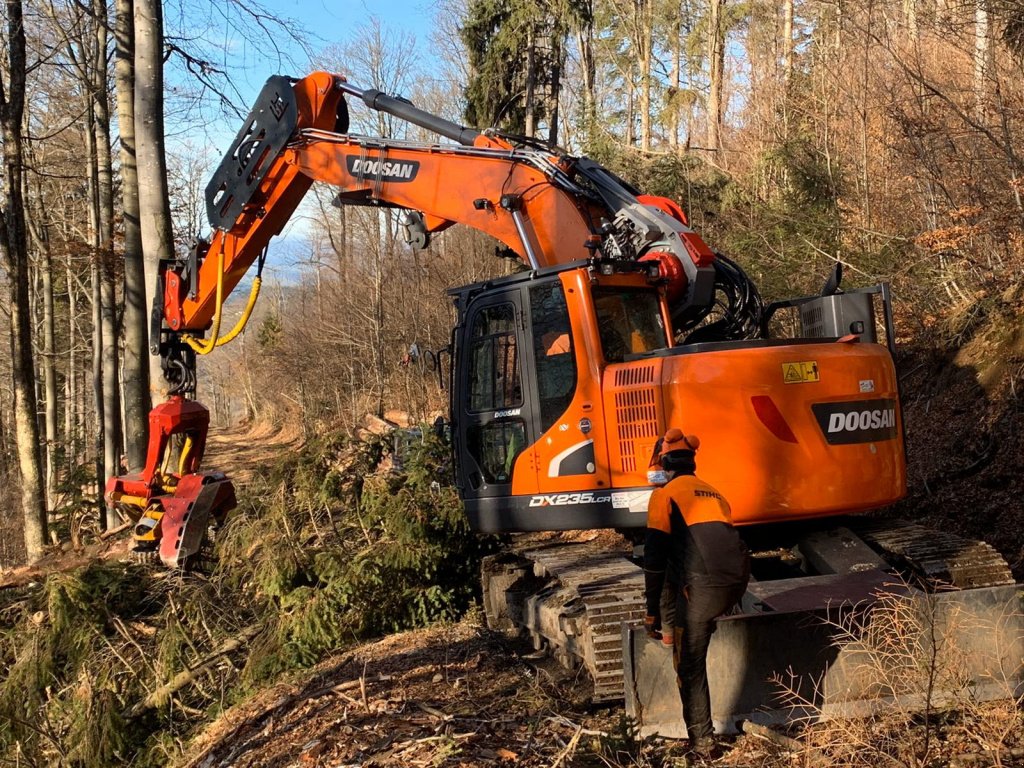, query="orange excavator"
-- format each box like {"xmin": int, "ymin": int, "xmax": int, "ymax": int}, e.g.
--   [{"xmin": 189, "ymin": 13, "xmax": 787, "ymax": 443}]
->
[
  {"xmin": 105, "ymin": 71, "xmax": 904, "ymax": 553},
  {"xmin": 105, "ymin": 72, "xmax": 1020, "ymax": 732}
]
